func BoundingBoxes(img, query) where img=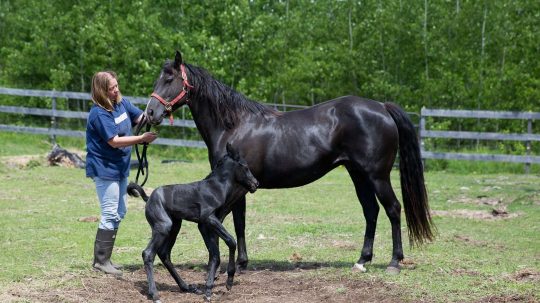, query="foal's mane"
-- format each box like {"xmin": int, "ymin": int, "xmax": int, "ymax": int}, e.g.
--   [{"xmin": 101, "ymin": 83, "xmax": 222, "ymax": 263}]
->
[
  {"xmin": 204, "ymin": 154, "xmax": 231, "ymax": 180},
  {"xmin": 177, "ymin": 62, "xmax": 280, "ymax": 129}
]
